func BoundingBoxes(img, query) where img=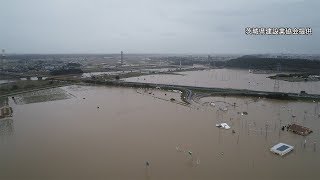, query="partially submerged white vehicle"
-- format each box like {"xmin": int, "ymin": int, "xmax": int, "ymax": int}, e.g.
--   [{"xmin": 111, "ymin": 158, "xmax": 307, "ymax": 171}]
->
[{"xmin": 216, "ymin": 123, "xmax": 230, "ymax": 130}]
